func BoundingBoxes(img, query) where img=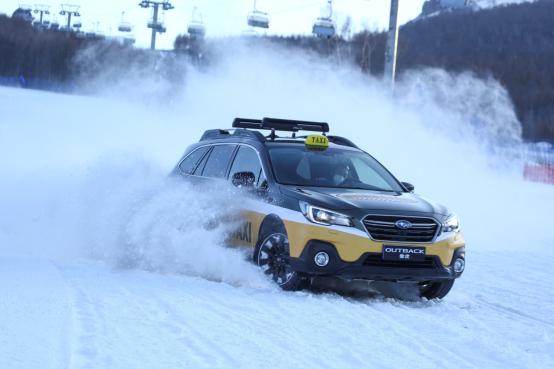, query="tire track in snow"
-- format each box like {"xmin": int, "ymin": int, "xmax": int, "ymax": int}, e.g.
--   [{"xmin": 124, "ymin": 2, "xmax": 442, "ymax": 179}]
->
[
  {"xmin": 62, "ymin": 264, "xmax": 111, "ymax": 369},
  {"xmin": 42, "ymin": 259, "xmax": 554, "ymax": 369},
  {"xmin": 475, "ymin": 295, "xmax": 554, "ymax": 328},
  {"xmin": 149, "ymin": 293, "xmax": 243, "ymax": 368}
]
